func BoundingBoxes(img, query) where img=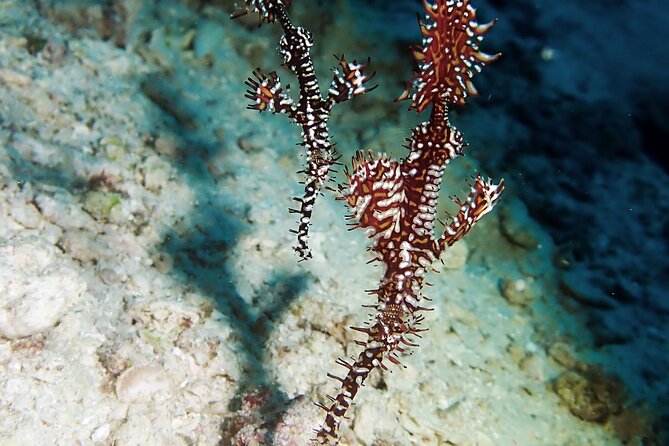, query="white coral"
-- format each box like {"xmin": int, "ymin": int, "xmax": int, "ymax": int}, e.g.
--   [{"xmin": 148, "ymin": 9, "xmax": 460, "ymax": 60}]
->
[{"xmin": 0, "ymin": 236, "xmax": 86, "ymax": 339}]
